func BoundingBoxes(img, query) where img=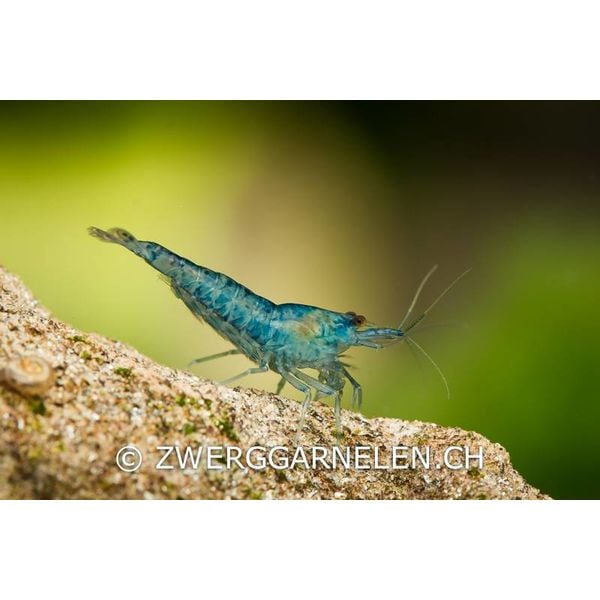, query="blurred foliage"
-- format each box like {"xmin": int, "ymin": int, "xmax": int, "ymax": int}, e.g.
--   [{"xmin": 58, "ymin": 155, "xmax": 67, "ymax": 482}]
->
[{"xmin": 0, "ymin": 101, "xmax": 598, "ymax": 498}]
